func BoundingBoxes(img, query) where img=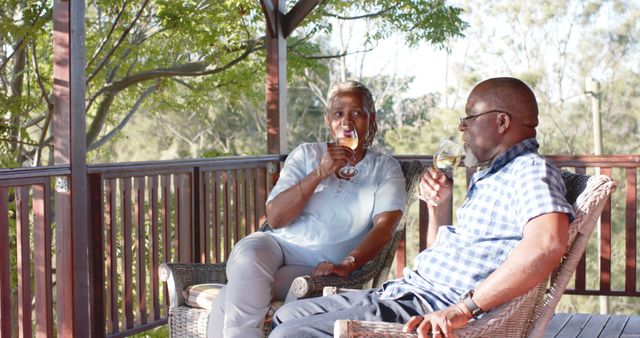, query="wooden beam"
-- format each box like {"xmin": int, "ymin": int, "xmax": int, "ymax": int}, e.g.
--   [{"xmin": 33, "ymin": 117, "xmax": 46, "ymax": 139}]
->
[
  {"xmin": 283, "ymin": 0, "xmax": 321, "ymax": 38},
  {"xmin": 260, "ymin": 0, "xmax": 277, "ymax": 37},
  {"xmin": 265, "ymin": 0, "xmax": 287, "ymax": 155},
  {"xmin": 53, "ymin": 0, "xmax": 91, "ymax": 336}
]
